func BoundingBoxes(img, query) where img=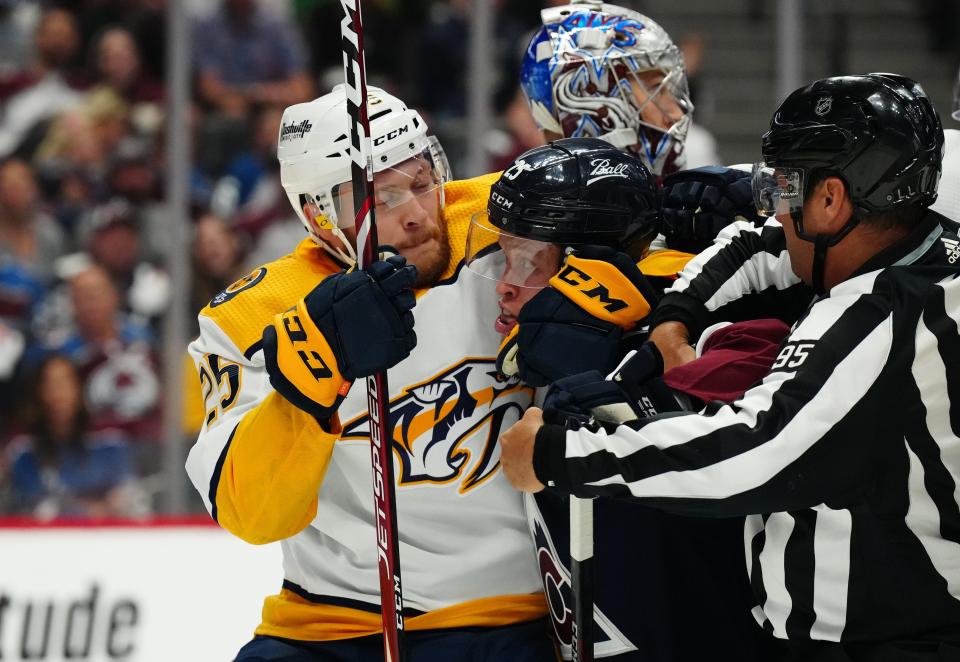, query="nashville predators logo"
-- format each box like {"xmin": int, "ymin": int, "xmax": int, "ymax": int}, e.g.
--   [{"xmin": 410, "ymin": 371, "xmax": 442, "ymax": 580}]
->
[{"xmin": 341, "ymin": 358, "xmax": 532, "ymax": 493}]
